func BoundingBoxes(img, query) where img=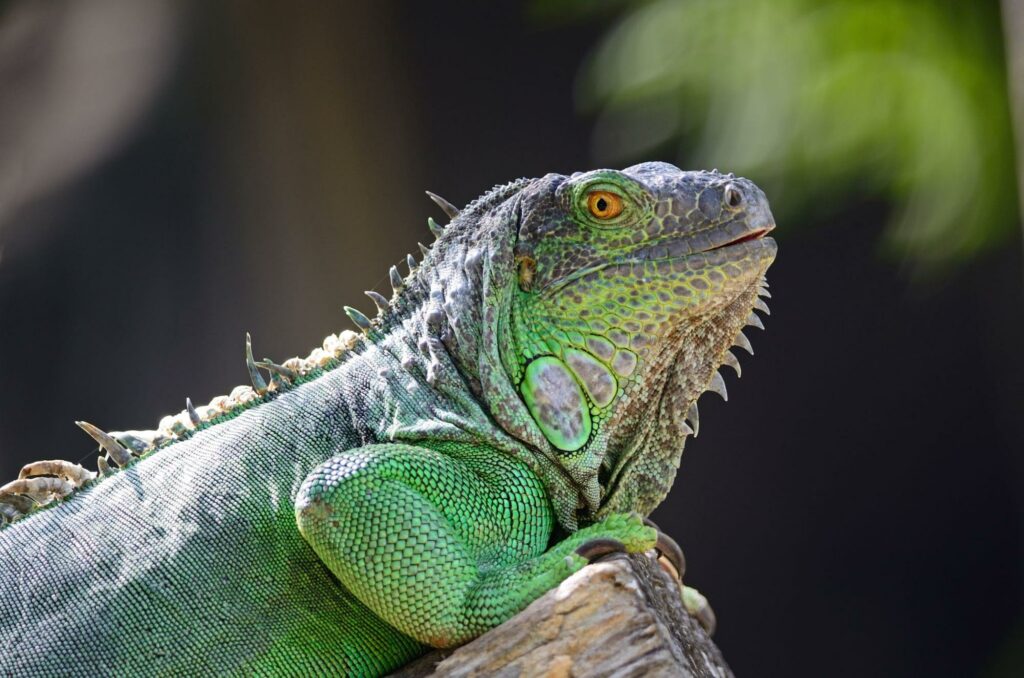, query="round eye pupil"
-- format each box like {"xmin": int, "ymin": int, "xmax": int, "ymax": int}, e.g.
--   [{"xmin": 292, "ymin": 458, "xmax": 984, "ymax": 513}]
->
[{"xmin": 596, "ymin": 198, "xmax": 608, "ymax": 212}]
